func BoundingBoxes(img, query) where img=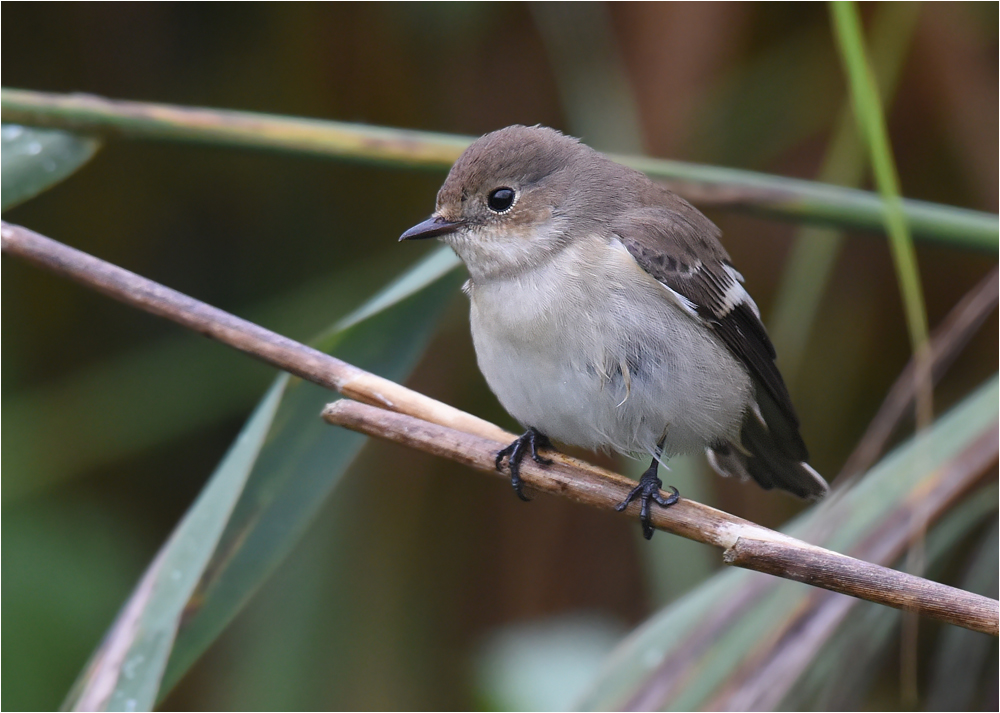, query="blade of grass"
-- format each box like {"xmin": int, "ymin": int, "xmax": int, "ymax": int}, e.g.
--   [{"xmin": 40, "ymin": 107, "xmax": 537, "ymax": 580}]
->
[
  {"xmin": 61, "ymin": 246, "xmax": 463, "ymax": 709},
  {"xmin": 769, "ymin": 0, "xmax": 921, "ymax": 382},
  {"xmin": 830, "ymin": 5, "xmax": 939, "ymax": 699},
  {"xmin": 830, "ymin": 1, "xmax": 932, "ymax": 427},
  {"xmin": 2, "ymin": 88, "xmax": 995, "ymax": 250},
  {"xmin": 62, "ymin": 377, "xmax": 287, "ymax": 711},
  {"xmin": 1, "ymin": 123, "xmax": 99, "ymax": 211},
  {"xmin": 791, "ymin": 484, "xmax": 997, "ymax": 711},
  {"xmin": 726, "ymin": 482, "xmax": 999, "ymax": 711},
  {"xmin": 159, "ymin": 247, "xmax": 463, "ymax": 696}
]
